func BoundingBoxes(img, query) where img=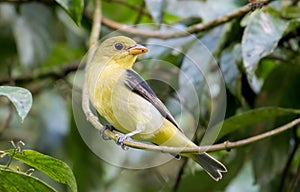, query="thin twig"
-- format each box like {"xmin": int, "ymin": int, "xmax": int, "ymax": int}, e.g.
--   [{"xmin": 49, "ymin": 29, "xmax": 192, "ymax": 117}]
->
[
  {"xmin": 82, "ymin": 0, "xmax": 103, "ymax": 130},
  {"xmin": 173, "ymin": 158, "xmax": 188, "ymax": 192},
  {"xmin": 89, "ymin": 0, "xmax": 102, "ymax": 47},
  {"xmin": 0, "ymin": 61, "xmax": 81, "ymax": 85},
  {"xmin": 100, "ymin": 117, "xmax": 300, "ymax": 154},
  {"xmin": 290, "ymin": 157, "xmax": 300, "ymax": 191},
  {"xmin": 279, "ymin": 127, "xmax": 300, "ymax": 191}
]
